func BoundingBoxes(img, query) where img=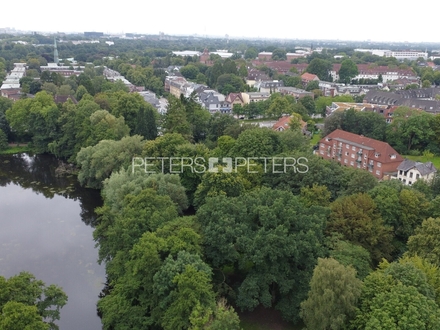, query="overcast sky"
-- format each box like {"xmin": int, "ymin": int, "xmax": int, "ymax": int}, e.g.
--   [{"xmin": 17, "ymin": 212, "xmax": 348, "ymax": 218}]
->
[{"xmin": 3, "ymin": 1, "xmax": 440, "ymax": 43}]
